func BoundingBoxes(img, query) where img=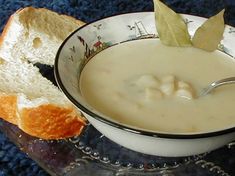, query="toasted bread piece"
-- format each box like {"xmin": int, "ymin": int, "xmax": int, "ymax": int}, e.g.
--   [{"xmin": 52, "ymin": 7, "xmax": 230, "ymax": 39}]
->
[{"xmin": 0, "ymin": 7, "xmax": 85, "ymax": 65}]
